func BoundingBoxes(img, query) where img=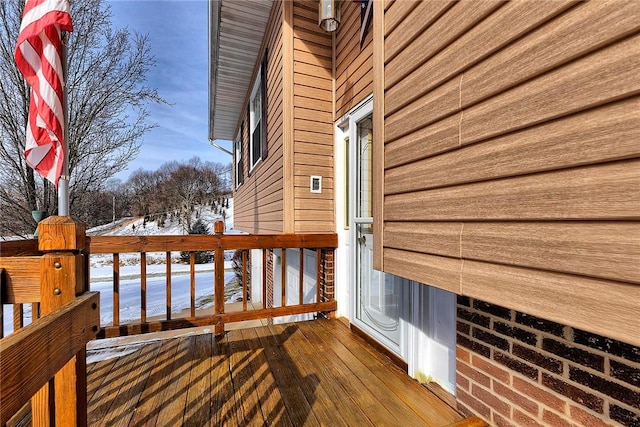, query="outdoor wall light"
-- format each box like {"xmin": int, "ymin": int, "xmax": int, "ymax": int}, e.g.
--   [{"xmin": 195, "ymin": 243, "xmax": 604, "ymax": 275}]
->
[{"xmin": 319, "ymin": 0, "xmax": 340, "ymax": 32}]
